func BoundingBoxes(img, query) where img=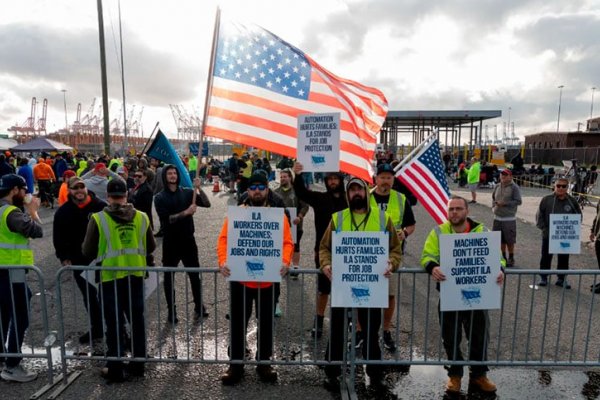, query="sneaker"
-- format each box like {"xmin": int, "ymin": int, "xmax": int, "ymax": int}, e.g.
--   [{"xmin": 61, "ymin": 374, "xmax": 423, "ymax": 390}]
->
[
  {"xmin": 274, "ymin": 303, "xmax": 282, "ymax": 318},
  {"xmin": 555, "ymin": 279, "xmax": 571, "ymax": 289},
  {"xmin": 256, "ymin": 365, "xmax": 278, "ymax": 382},
  {"xmin": 311, "ymin": 317, "xmax": 324, "ymax": 339},
  {"xmin": 446, "ymin": 375, "xmax": 462, "ymax": 393},
  {"xmin": 508, "ymin": 256, "xmax": 515, "ymax": 268},
  {"xmin": 537, "ymin": 279, "xmax": 548, "ymax": 287},
  {"xmin": 469, "ymin": 200, "xmax": 477, "ymax": 204},
  {"xmin": 221, "ymin": 366, "xmax": 244, "ymax": 386},
  {"xmin": 1, "ymin": 365, "xmax": 37, "ymax": 383},
  {"xmin": 382, "ymin": 330, "xmax": 397, "ymax": 352},
  {"xmin": 469, "ymin": 375, "xmax": 497, "ymax": 392},
  {"xmin": 355, "ymin": 331, "xmax": 364, "ymax": 350},
  {"xmin": 194, "ymin": 305, "xmax": 209, "ymax": 320}
]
